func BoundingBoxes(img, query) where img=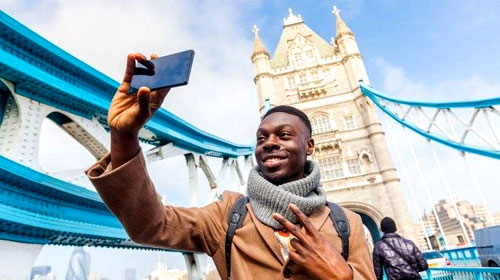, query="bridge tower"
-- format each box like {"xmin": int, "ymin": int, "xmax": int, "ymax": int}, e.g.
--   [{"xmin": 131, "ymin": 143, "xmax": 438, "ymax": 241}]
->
[{"xmin": 251, "ymin": 7, "xmax": 416, "ymax": 242}]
